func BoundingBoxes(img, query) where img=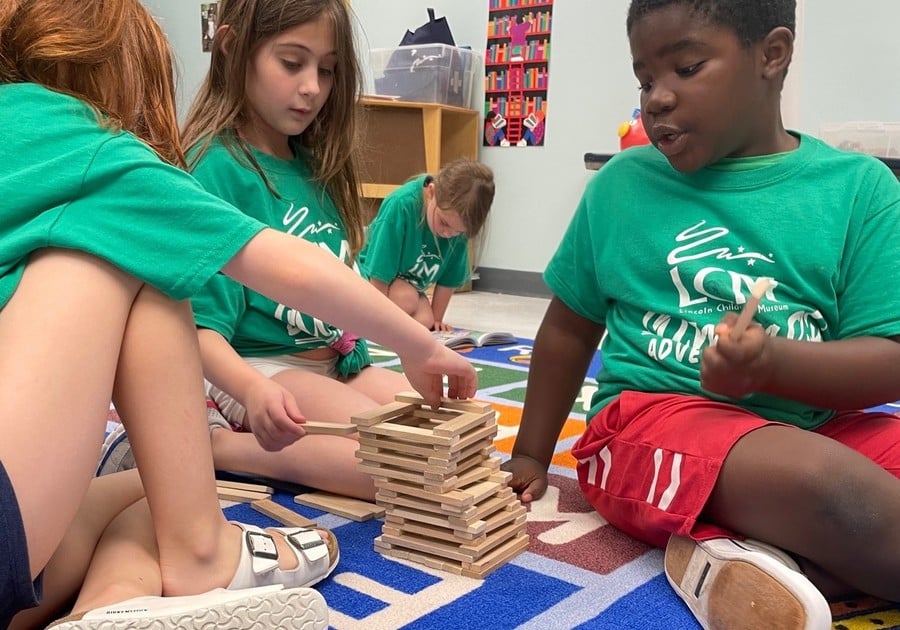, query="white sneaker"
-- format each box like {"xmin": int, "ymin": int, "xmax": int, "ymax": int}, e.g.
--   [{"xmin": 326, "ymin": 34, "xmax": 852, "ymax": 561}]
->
[
  {"xmin": 96, "ymin": 406, "xmax": 232, "ymax": 477},
  {"xmin": 95, "ymin": 423, "xmax": 134, "ymax": 477},
  {"xmin": 47, "ymin": 585, "xmax": 328, "ymax": 629},
  {"xmin": 665, "ymin": 535, "xmax": 831, "ymax": 630}
]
